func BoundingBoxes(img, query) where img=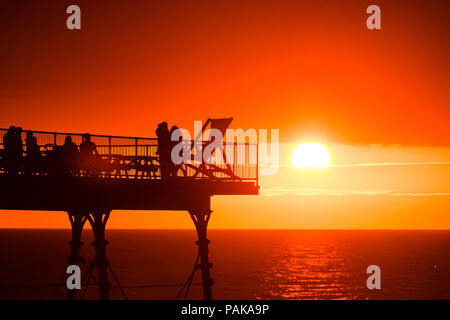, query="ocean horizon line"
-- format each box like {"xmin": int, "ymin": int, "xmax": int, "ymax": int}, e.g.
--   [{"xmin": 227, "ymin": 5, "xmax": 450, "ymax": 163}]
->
[{"xmin": 0, "ymin": 228, "xmax": 449, "ymax": 231}]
